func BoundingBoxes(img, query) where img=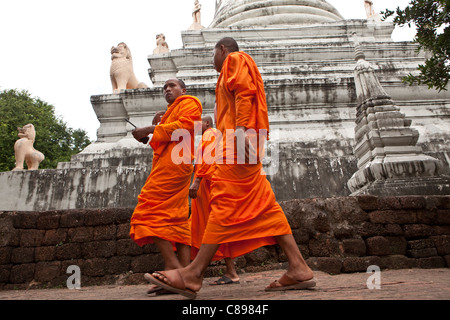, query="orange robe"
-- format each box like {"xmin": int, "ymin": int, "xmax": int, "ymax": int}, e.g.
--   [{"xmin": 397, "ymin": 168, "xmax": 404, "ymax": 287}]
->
[
  {"xmin": 190, "ymin": 127, "xmax": 225, "ymax": 261},
  {"xmin": 202, "ymin": 51, "xmax": 292, "ymax": 258},
  {"xmin": 130, "ymin": 95, "xmax": 202, "ymax": 247}
]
